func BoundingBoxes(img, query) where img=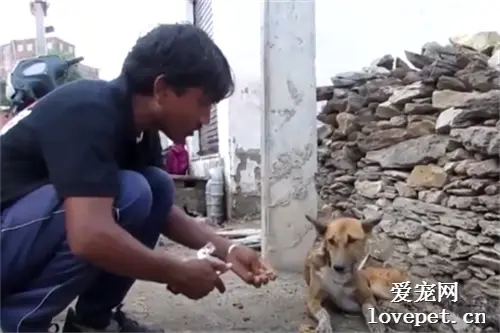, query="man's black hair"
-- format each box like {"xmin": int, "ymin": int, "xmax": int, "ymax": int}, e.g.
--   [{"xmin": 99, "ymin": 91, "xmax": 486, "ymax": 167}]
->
[{"xmin": 121, "ymin": 23, "xmax": 234, "ymax": 104}]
